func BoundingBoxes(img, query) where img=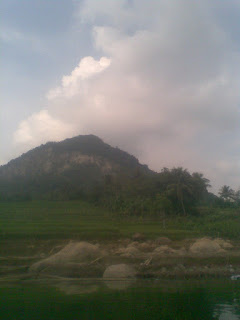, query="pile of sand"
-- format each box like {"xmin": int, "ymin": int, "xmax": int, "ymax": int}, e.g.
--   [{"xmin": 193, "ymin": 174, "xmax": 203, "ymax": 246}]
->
[
  {"xmin": 189, "ymin": 238, "xmax": 230, "ymax": 255},
  {"xmin": 30, "ymin": 242, "xmax": 102, "ymax": 274},
  {"xmin": 116, "ymin": 243, "xmax": 142, "ymax": 258},
  {"xmin": 155, "ymin": 237, "xmax": 172, "ymax": 245},
  {"xmin": 153, "ymin": 245, "xmax": 177, "ymax": 255}
]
